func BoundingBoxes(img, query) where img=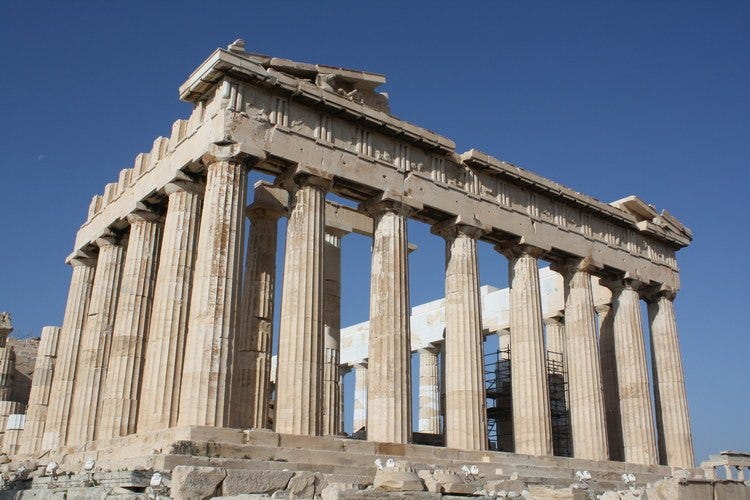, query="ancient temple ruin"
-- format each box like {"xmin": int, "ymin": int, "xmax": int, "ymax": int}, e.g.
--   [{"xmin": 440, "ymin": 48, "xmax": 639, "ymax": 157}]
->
[{"xmin": 4, "ymin": 40, "xmax": 736, "ymax": 498}]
